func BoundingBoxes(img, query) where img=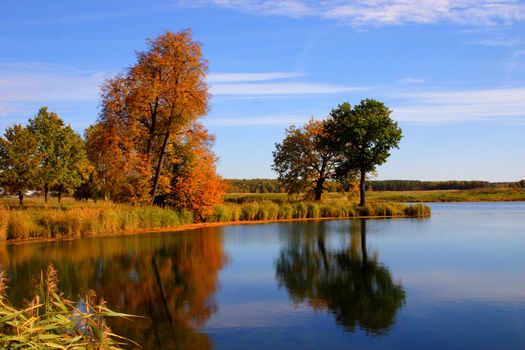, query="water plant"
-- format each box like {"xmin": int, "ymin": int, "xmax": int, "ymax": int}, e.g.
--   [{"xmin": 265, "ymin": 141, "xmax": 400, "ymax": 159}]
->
[{"xmin": 0, "ymin": 264, "xmax": 136, "ymax": 349}]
